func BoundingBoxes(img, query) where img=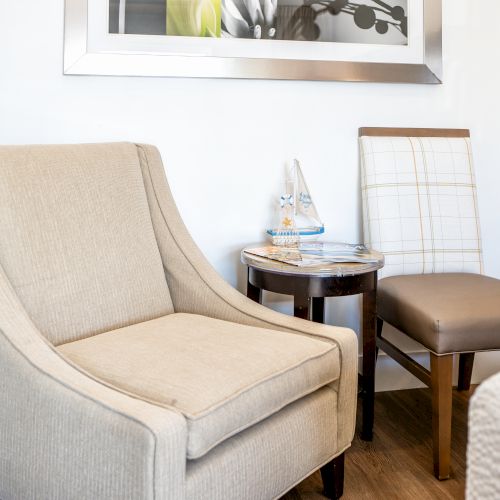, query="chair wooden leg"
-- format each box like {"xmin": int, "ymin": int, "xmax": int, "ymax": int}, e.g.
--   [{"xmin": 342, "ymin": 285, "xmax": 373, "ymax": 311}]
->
[
  {"xmin": 457, "ymin": 353, "xmax": 475, "ymax": 391},
  {"xmin": 320, "ymin": 453, "xmax": 345, "ymax": 499},
  {"xmin": 430, "ymin": 353, "xmax": 453, "ymax": 480}
]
